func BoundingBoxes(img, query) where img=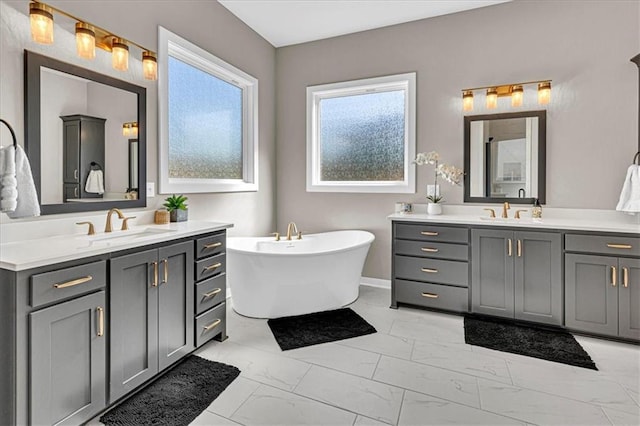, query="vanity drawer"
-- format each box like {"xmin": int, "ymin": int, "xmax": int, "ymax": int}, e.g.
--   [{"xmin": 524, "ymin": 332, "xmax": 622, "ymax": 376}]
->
[
  {"xmin": 565, "ymin": 234, "xmax": 640, "ymax": 256},
  {"xmin": 195, "ymin": 253, "xmax": 226, "ymax": 281},
  {"xmin": 31, "ymin": 260, "xmax": 107, "ymax": 308},
  {"xmin": 394, "ymin": 255, "xmax": 468, "ymax": 287},
  {"xmin": 395, "ymin": 223, "xmax": 468, "ymax": 244},
  {"xmin": 195, "ymin": 302, "xmax": 226, "ymax": 347},
  {"xmin": 395, "ymin": 279, "xmax": 468, "ymax": 312},
  {"xmin": 394, "ymin": 240, "xmax": 468, "ymax": 261},
  {"xmin": 195, "ymin": 232, "xmax": 226, "ymax": 259},
  {"xmin": 195, "ymin": 273, "xmax": 226, "ymax": 315}
]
